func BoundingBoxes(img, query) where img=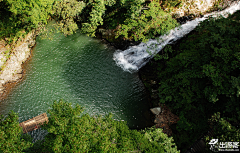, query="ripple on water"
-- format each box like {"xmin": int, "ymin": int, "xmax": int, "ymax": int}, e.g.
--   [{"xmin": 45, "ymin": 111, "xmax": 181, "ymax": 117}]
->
[{"xmin": 0, "ymin": 32, "xmax": 150, "ymax": 141}]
